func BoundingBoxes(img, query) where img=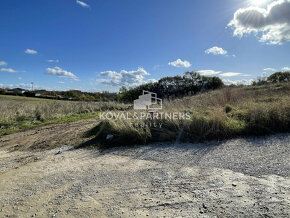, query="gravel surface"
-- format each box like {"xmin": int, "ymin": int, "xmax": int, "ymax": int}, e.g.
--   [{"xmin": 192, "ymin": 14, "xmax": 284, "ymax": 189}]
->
[
  {"xmin": 110, "ymin": 134, "xmax": 290, "ymax": 177},
  {"xmin": 0, "ymin": 126, "xmax": 289, "ymax": 217}
]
